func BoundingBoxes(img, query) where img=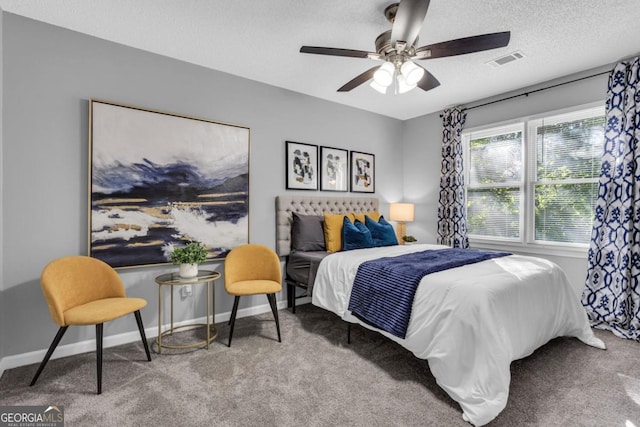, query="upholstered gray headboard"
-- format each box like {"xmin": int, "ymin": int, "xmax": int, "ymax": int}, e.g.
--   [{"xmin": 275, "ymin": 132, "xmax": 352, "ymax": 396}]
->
[{"xmin": 276, "ymin": 196, "xmax": 379, "ymax": 257}]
